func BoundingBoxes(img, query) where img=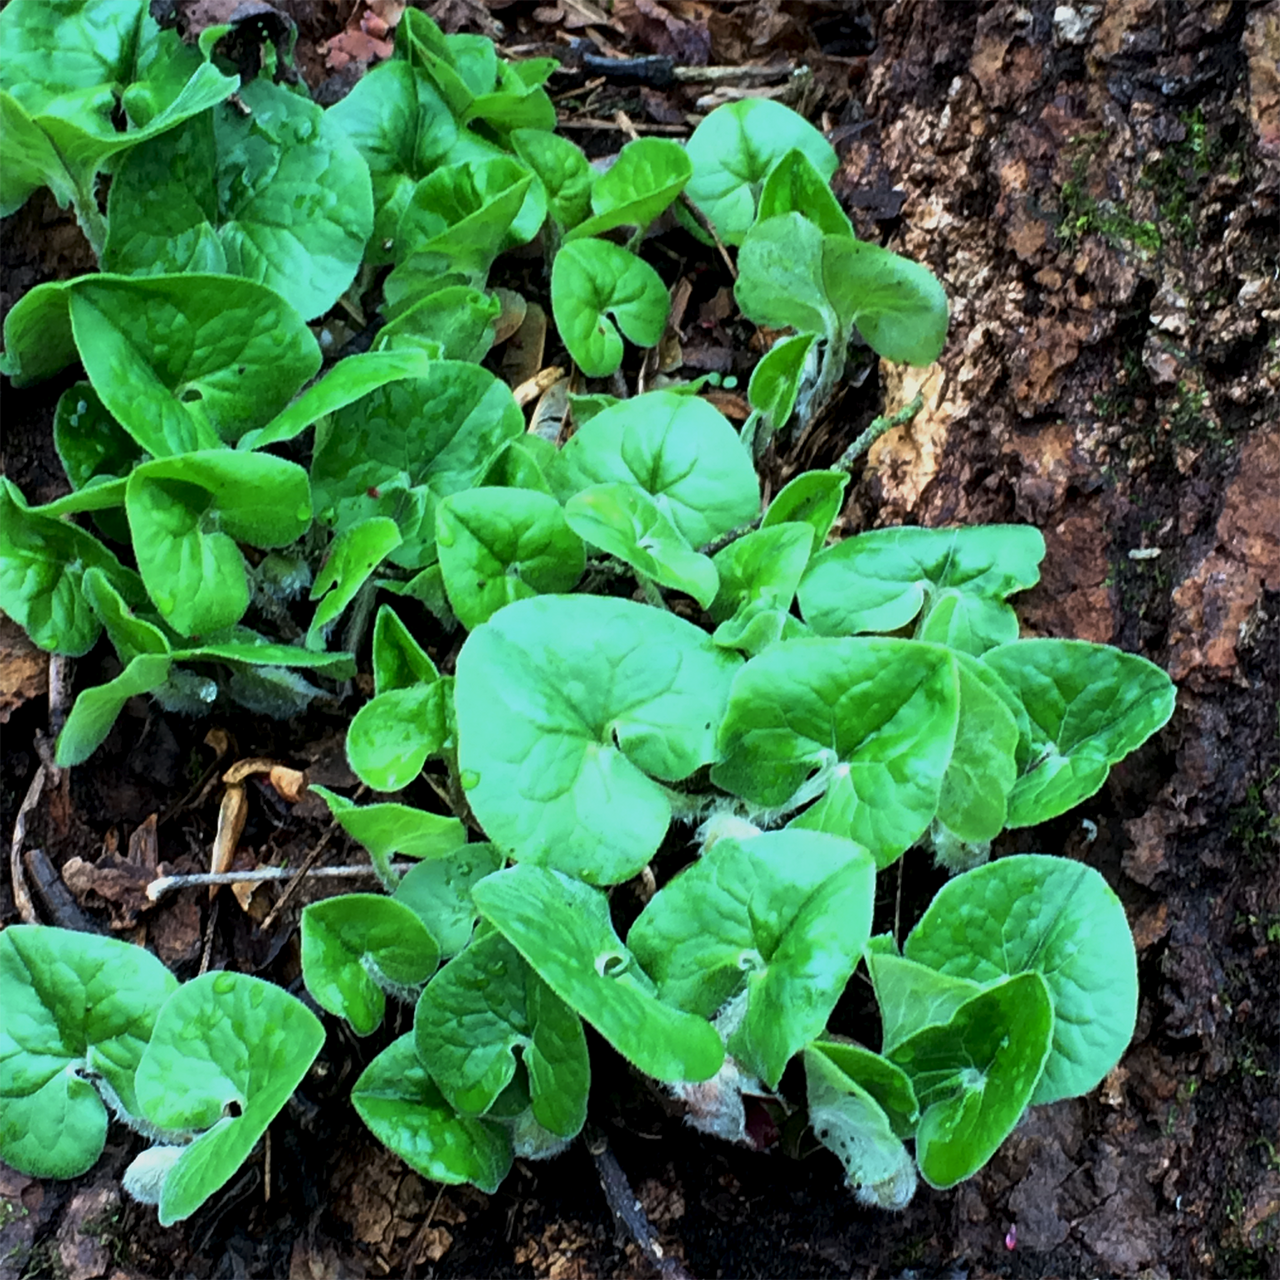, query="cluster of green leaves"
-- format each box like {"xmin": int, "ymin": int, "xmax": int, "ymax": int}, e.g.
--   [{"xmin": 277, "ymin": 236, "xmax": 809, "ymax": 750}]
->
[
  {"xmin": 0, "ymin": 926, "xmax": 323, "ymax": 1225},
  {"xmin": 0, "ymin": 0, "xmax": 1176, "ymax": 1222},
  {"xmin": 293, "ymin": 512, "xmax": 1171, "ymax": 1201},
  {"xmin": 0, "ymin": 0, "xmax": 944, "ymax": 768}
]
